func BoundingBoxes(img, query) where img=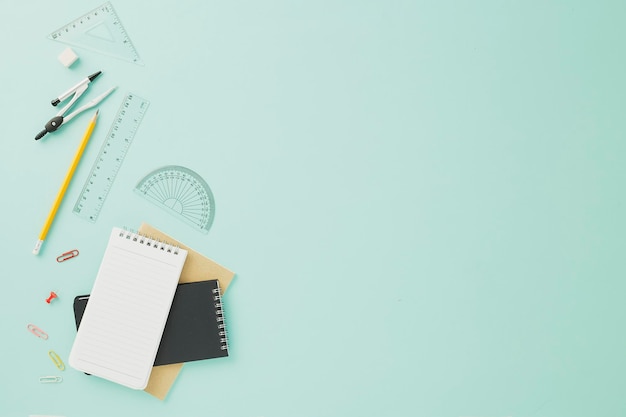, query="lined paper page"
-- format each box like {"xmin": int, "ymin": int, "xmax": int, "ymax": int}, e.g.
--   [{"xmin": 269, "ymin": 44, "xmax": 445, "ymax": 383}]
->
[{"xmin": 69, "ymin": 227, "xmax": 188, "ymax": 389}]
